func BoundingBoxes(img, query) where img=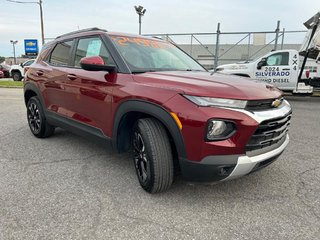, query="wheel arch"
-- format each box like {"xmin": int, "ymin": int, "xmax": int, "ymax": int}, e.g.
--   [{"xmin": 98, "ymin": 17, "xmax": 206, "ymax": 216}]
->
[
  {"xmin": 24, "ymin": 82, "xmax": 45, "ymax": 107},
  {"xmin": 10, "ymin": 69, "xmax": 21, "ymax": 75},
  {"xmin": 112, "ymin": 100, "xmax": 187, "ymax": 160}
]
